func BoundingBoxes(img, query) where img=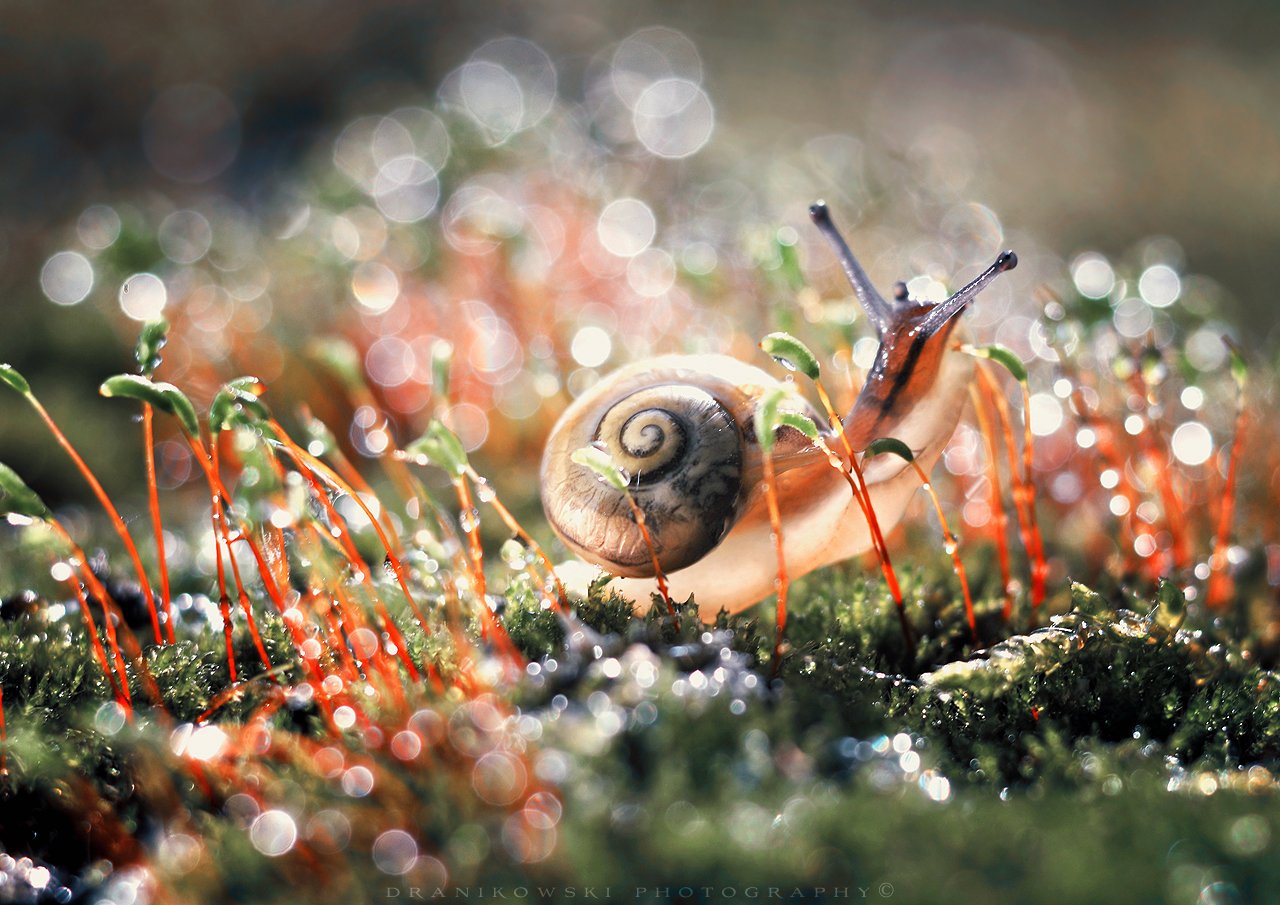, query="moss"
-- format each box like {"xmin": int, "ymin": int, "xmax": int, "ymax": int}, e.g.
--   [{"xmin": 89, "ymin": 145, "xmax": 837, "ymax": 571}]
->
[{"xmin": 4, "ymin": 530, "xmax": 1280, "ymax": 903}]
